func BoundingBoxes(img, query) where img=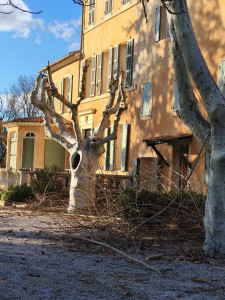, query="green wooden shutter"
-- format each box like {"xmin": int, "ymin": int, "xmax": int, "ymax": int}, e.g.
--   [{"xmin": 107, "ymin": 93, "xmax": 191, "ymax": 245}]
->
[
  {"xmin": 107, "ymin": 48, "xmax": 113, "ymax": 91},
  {"xmin": 173, "ymin": 79, "xmax": 179, "ymax": 112},
  {"xmin": 219, "ymin": 60, "xmax": 225, "ymax": 91},
  {"xmin": 125, "ymin": 39, "xmax": 133, "ymax": 87},
  {"xmin": 90, "ymin": 56, "xmax": 96, "ymax": 96},
  {"xmin": 141, "ymin": 82, "xmax": 151, "ymax": 117},
  {"xmin": 44, "ymin": 139, "xmax": 65, "ymax": 170},
  {"xmin": 97, "ymin": 53, "xmax": 102, "ymax": 95},
  {"xmin": 103, "ymin": 128, "xmax": 108, "ymax": 170},
  {"xmin": 121, "ymin": 123, "xmax": 128, "ymax": 171},
  {"xmin": 113, "ymin": 45, "xmax": 119, "ymax": 80},
  {"xmin": 10, "ymin": 137, "xmax": 16, "ymax": 169},
  {"xmin": 155, "ymin": 6, "xmax": 161, "ymax": 42},
  {"xmin": 109, "ymin": 126, "xmax": 114, "ymax": 171},
  {"xmin": 89, "ymin": 0, "xmax": 95, "ymax": 25},
  {"xmin": 105, "ymin": 0, "xmax": 112, "ymax": 15},
  {"xmin": 67, "ymin": 75, "xmax": 72, "ymax": 112},
  {"xmin": 22, "ymin": 138, "xmax": 34, "ymax": 169},
  {"xmin": 60, "ymin": 79, "xmax": 64, "ymax": 114},
  {"xmin": 53, "ymin": 81, "xmax": 57, "ymax": 110},
  {"xmin": 204, "ymin": 152, "xmax": 210, "ymax": 185}
]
